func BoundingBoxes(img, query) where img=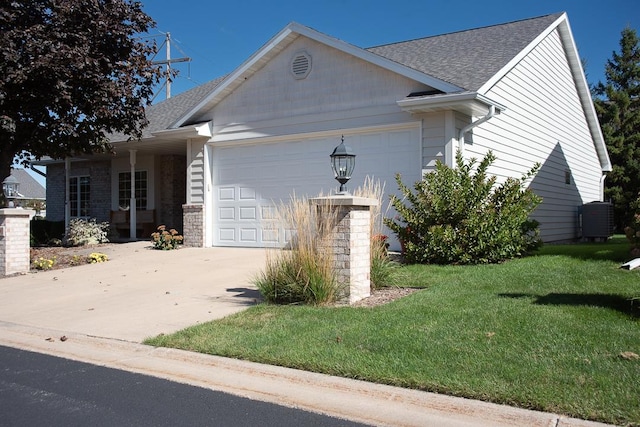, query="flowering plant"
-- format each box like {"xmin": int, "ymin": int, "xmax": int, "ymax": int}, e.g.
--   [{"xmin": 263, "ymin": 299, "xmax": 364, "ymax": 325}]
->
[
  {"xmin": 33, "ymin": 256, "xmax": 56, "ymax": 270},
  {"xmin": 151, "ymin": 225, "xmax": 184, "ymax": 250},
  {"xmin": 88, "ymin": 252, "xmax": 108, "ymax": 263}
]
